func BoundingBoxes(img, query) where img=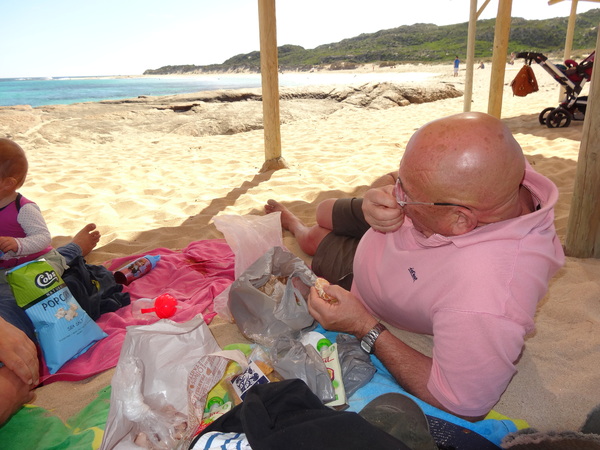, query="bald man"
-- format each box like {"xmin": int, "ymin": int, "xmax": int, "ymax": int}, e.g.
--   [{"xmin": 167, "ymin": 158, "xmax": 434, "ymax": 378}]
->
[{"xmin": 265, "ymin": 112, "xmax": 564, "ymax": 421}]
